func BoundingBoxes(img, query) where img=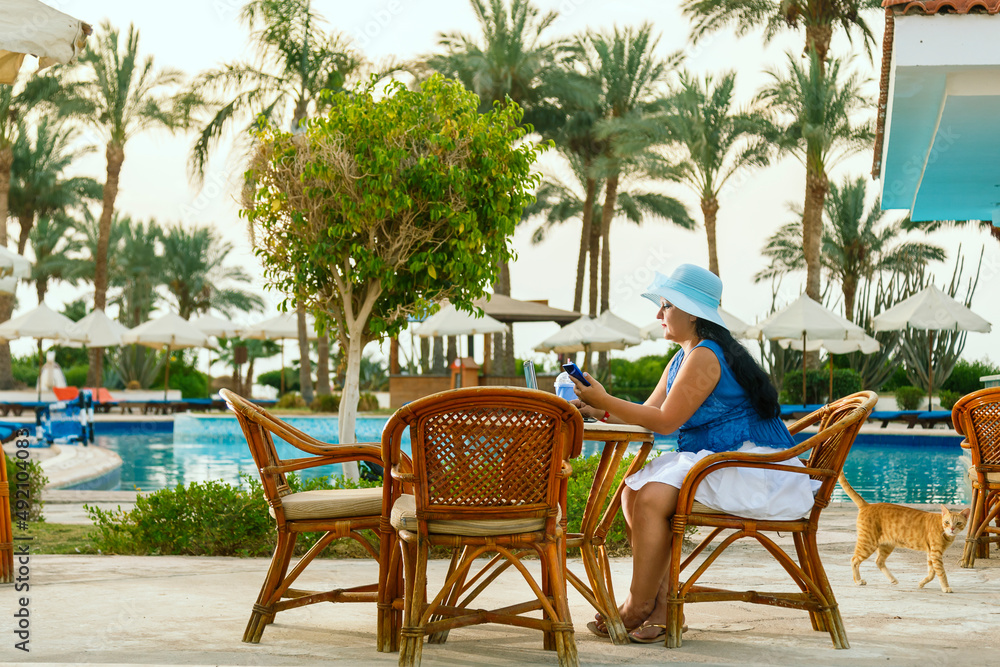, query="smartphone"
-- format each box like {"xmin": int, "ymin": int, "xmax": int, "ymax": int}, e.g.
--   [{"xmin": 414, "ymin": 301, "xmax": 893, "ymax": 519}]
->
[{"xmin": 561, "ymin": 361, "xmax": 591, "ymax": 386}]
